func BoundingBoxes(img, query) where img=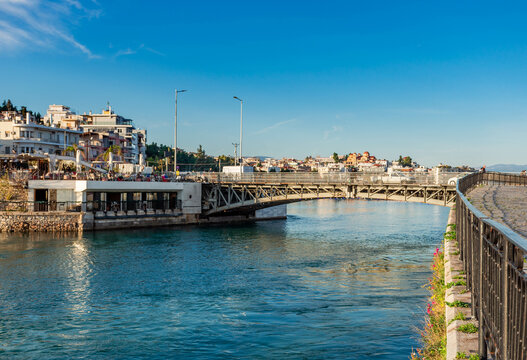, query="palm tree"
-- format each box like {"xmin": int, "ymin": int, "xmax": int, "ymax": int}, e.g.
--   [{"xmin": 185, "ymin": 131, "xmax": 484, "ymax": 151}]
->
[
  {"xmin": 62, "ymin": 144, "xmax": 79, "ymax": 156},
  {"xmin": 96, "ymin": 145, "xmax": 123, "ymax": 163}
]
